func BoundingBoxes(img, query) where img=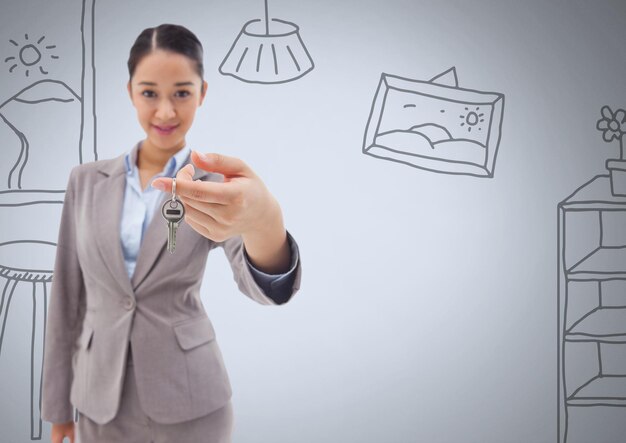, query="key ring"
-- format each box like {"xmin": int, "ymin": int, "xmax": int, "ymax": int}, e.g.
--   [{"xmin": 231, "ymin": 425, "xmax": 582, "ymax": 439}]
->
[{"xmin": 171, "ymin": 177, "xmax": 177, "ymax": 203}]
